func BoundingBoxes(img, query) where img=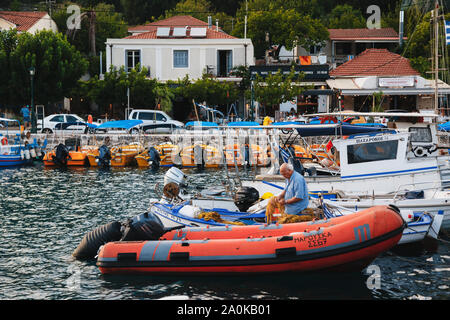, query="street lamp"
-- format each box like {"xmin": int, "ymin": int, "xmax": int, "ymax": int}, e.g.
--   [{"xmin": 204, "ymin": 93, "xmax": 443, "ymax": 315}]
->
[{"xmin": 29, "ymin": 67, "xmax": 36, "ymax": 133}]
